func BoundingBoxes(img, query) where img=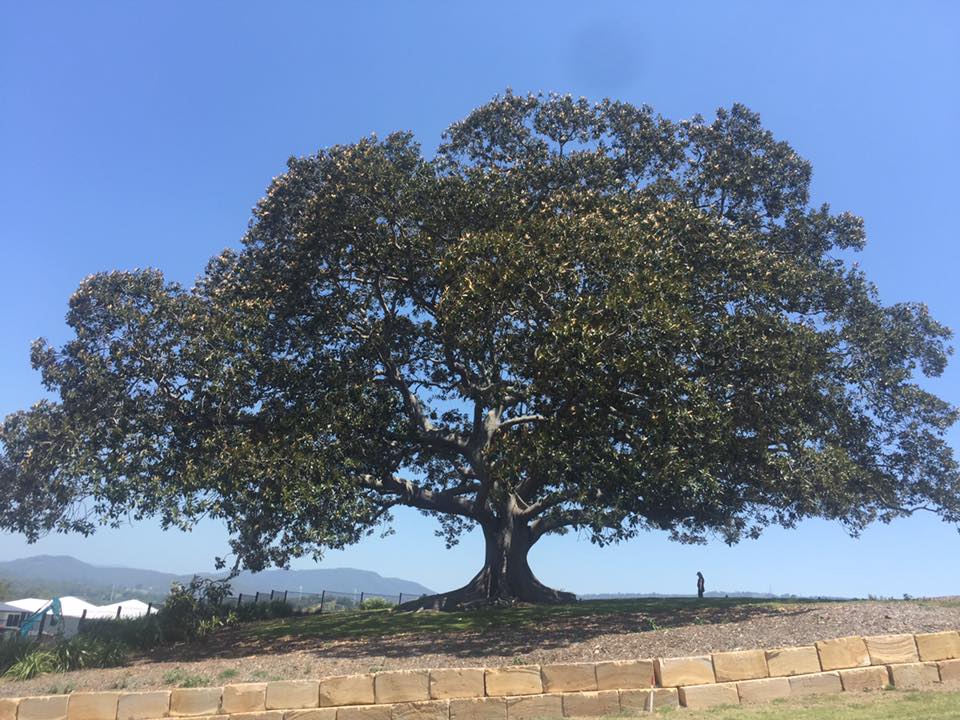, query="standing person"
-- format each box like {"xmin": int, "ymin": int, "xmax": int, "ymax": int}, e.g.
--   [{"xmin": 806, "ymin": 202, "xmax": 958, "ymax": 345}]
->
[{"xmin": 696, "ymin": 572, "xmax": 705, "ymax": 599}]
